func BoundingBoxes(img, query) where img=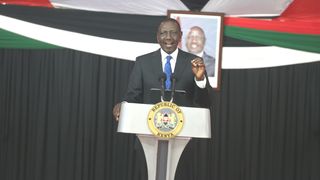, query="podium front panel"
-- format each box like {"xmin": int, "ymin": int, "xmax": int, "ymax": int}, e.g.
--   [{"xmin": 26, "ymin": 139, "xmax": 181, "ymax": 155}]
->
[{"xmin": 117, "ymin": 102, "xmax": 211, "ymax": 138}]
